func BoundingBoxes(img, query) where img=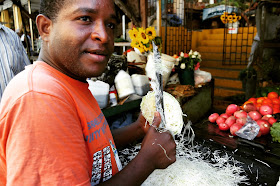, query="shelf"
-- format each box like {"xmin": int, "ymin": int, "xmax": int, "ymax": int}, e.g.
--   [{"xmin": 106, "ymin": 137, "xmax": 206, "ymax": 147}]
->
[
  {"xmin": 114, "ymin": 42, "xmax": 131, "ymax": 47},
  {"xmin": 102, "ymin": 98, "xmax": 141, "ymax": 118}
]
